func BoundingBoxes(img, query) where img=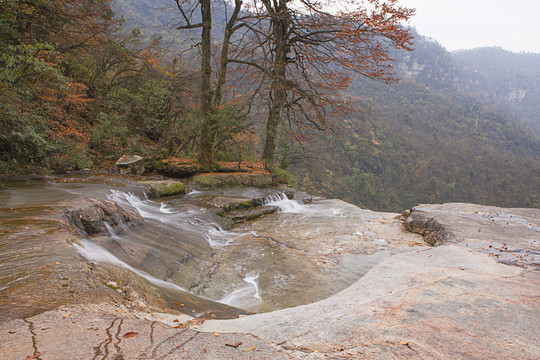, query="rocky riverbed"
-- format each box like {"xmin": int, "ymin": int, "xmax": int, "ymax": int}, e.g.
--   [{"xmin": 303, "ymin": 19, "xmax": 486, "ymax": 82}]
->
[{"xmin": 0, "ymin": 175, "xmax": 538, "ymax": 359}]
